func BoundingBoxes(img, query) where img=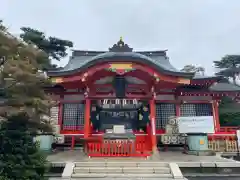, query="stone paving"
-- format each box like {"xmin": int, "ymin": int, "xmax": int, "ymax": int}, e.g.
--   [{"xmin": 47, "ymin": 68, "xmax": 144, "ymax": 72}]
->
[
  {"xmin": 188, "ymin": 178, "xmax": 240, "ymax": 180},
  {"xmin": 47, "ymin": 150, "xmax": 235, "ymax": 163},
  {"xmin": 49, "ymin": 178, "xmax": 182, "ymax": 180},
  {"xmin": 47, "ymin": 150, "xmax": 239, "ymax": 179}
]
